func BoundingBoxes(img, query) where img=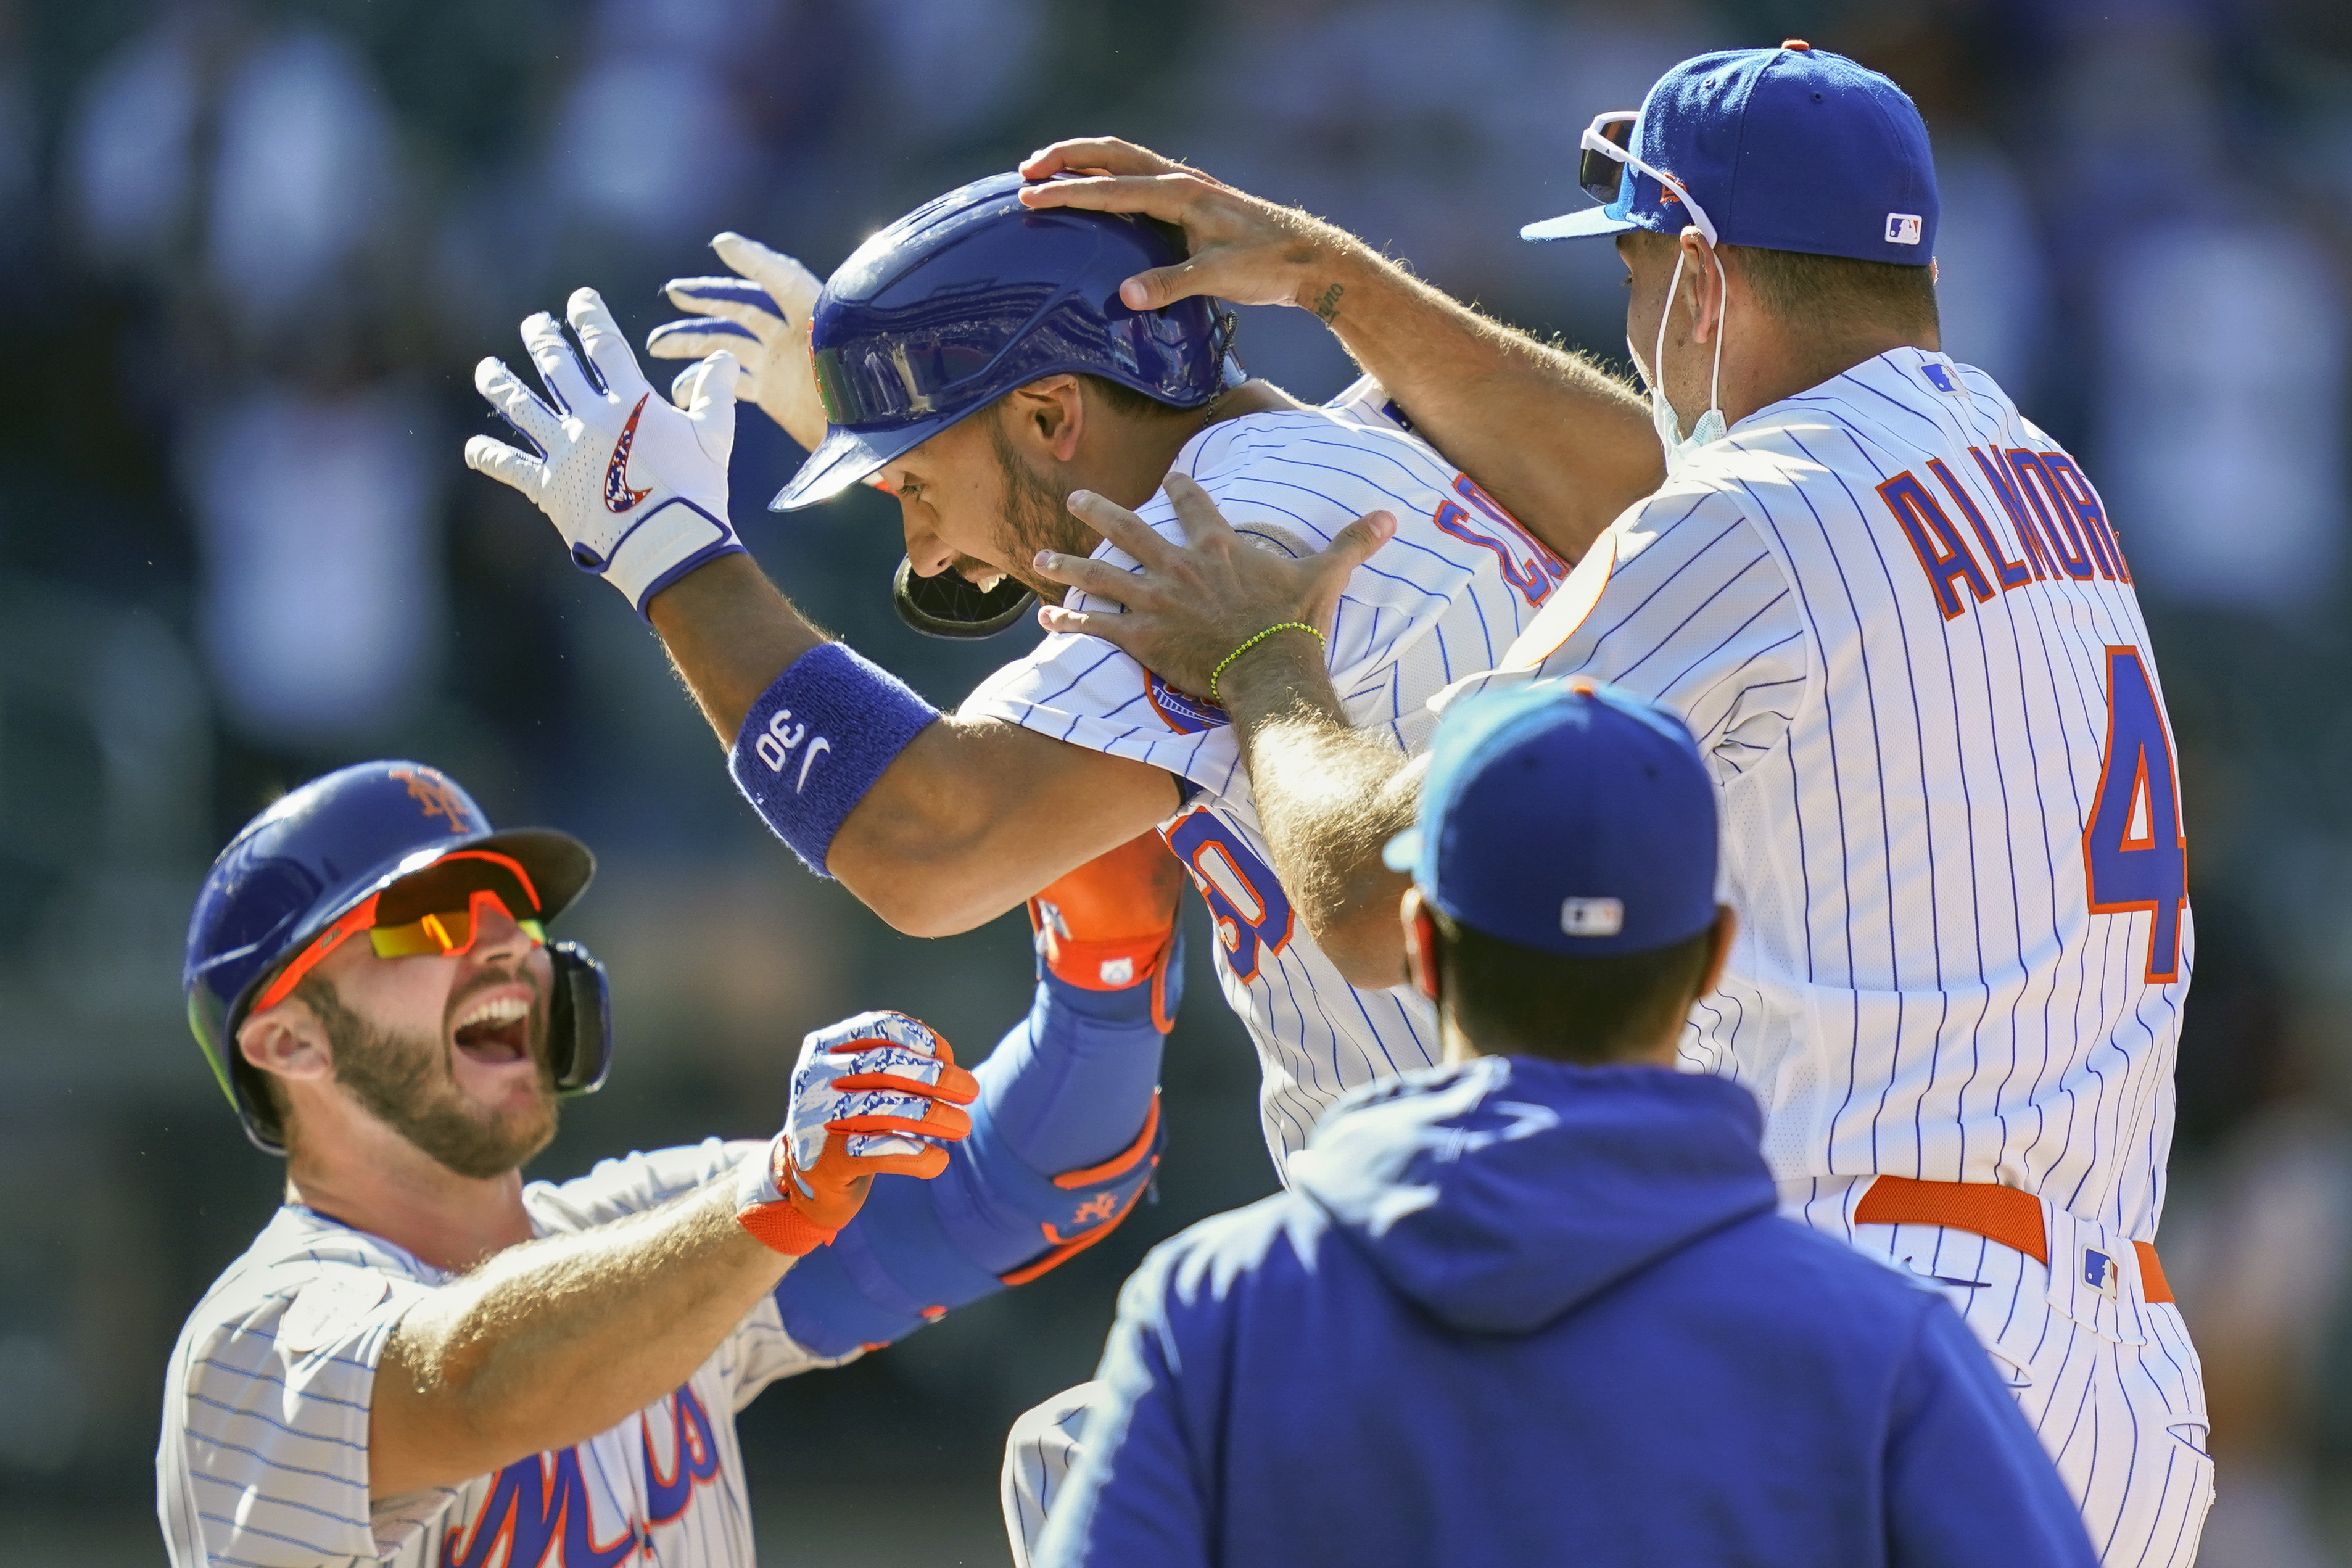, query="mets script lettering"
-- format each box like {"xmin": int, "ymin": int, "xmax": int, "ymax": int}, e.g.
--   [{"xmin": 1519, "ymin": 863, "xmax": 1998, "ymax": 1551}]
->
[{"xmin": 440, "ymin": 1383, "xmax": 720, "ymax": 1567}]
